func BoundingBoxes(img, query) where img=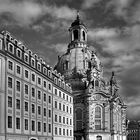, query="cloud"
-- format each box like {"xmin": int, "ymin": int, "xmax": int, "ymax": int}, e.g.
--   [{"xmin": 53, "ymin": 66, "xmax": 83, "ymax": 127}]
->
[
  {"xmin": 0, "ymin": 0, "xmax": 47, "ymax": 26},
  {"xmin": 0, "ymin": 0, "xmax": 75, "ymax": 26},
  {"xmin": 82, "ymin": 0, "xmax": 102, "ymax": 9},
  {"xmin": 88, "ymin": 28, "xmax": 121, "ymax": 39},
  {"xmin": 48, "ymin": 43, "xmax": 67, "ymax": 53},
  {"xmin": 107, "ymin": 0, "xmax": 133, "ymax": 18}
]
